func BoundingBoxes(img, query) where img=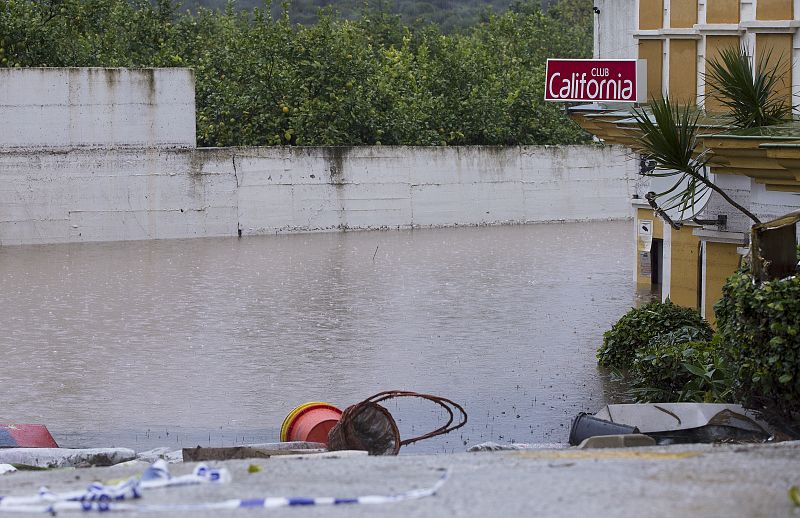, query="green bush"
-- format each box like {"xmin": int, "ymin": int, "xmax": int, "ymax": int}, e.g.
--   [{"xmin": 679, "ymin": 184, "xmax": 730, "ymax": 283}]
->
[
  {"xmin": 715, "ymin": 265, "xmax": 800, "ymax": 419},
  {"xmin": 597, "ymin": 300, "xmax": 713, "ymax": 368},
  {"xmin": 0, "ymin": 0, "xmax": 592, "ymax": 147},
  {"xmin": 629, "ymin": 339, "xmax": 734, "ymax": 403}
]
